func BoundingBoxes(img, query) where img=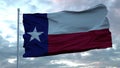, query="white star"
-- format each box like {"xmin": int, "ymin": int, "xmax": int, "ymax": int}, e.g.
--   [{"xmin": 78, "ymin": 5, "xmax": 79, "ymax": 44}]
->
[{"xmin": 27, "ymin": 27, "xmax": 43, "ymax": 42}]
